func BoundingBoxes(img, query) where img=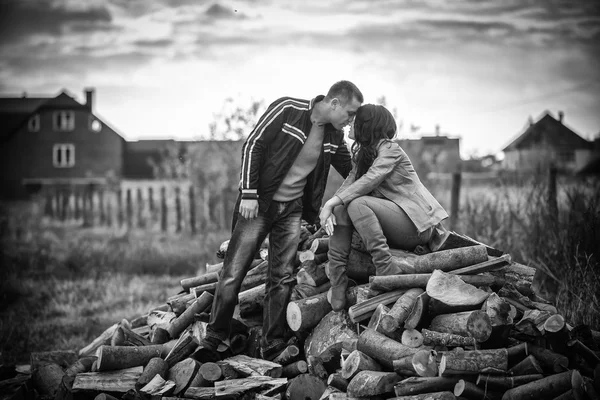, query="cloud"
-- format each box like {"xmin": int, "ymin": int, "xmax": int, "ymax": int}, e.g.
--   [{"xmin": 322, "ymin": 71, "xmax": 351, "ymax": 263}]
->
[
  {"xmin": 134, "ymin": 38, "xmax": 175, "ymax": 48},
  {"xmin": 0, "ymin": 0, "xmax": 114, "ymax": 45}
]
